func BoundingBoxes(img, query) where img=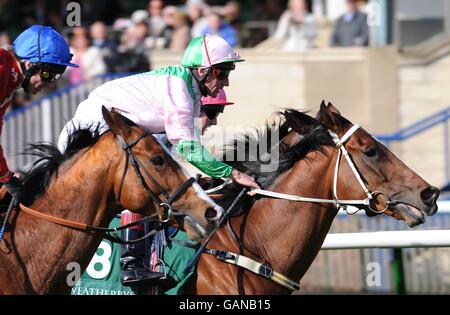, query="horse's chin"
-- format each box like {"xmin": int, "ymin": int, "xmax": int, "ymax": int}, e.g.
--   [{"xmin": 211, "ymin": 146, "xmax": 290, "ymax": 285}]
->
[
  {"xmin": 391, "ymin": 203, "xmax": 425, "ymax": 227},
  {"xmin": 183, "ymin": 215, "xmax": 210, "ymax": 241}
]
